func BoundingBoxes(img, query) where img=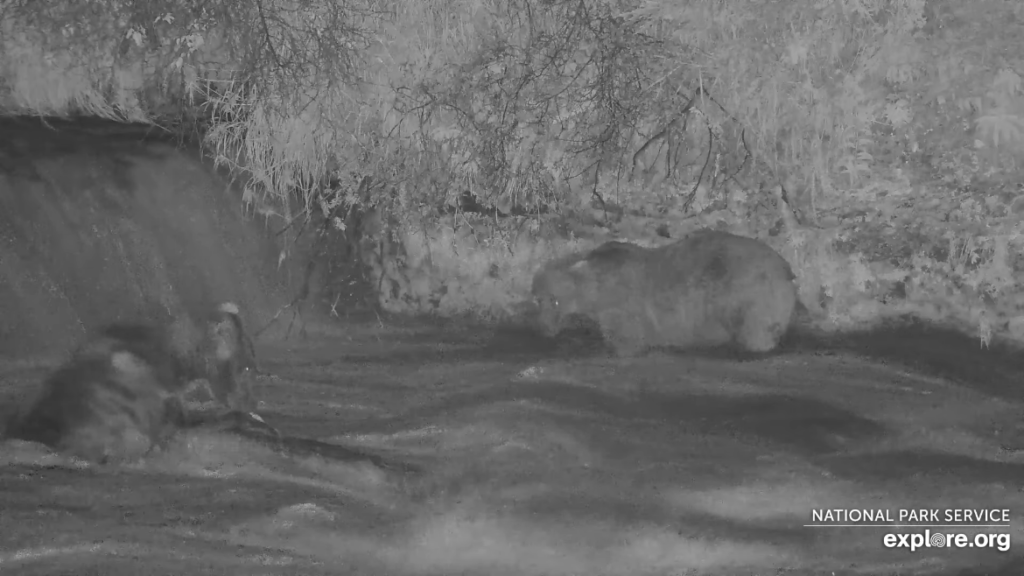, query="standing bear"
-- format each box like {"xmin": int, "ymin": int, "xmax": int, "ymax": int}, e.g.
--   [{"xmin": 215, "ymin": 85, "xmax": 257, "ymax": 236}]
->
[{"xmin": 531, "ymin": 230, "xmax": 800, "ymax": 356}]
